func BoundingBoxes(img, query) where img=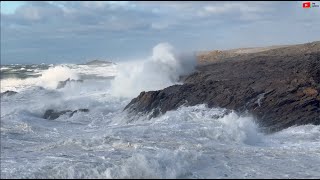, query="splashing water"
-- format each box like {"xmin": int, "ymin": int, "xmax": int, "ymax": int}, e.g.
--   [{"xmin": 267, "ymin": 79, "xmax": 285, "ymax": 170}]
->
[{"xmin": 110, "ymin": 43, "xmax": 196, "ymax": 97}]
